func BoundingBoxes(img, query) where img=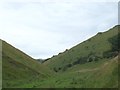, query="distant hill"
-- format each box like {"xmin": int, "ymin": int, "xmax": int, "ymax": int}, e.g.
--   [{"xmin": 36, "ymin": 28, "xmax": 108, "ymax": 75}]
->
[
  {"xmin": 36, "ymin": 59, "xmax": 45, "ymax": 63},
  {"xmin": 2, "ymin": 40, "xmax": 54, "ymax": 88},
  {"xmin": 43, "ymin": 25, "xmax": 119, "ymax": 72}
]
